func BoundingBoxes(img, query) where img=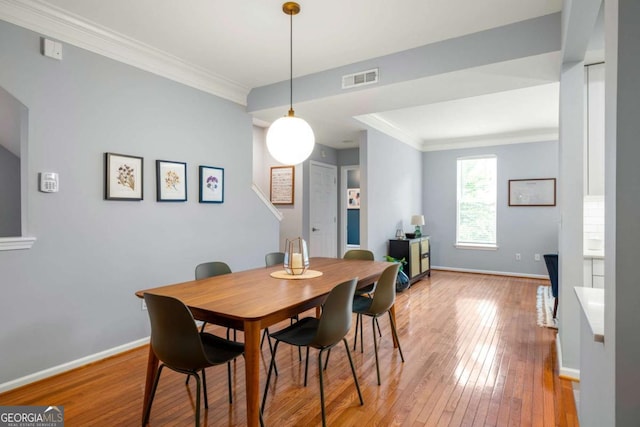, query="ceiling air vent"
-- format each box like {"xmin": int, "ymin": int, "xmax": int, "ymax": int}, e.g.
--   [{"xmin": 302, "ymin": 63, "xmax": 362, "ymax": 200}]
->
[{"xmin": 342, "ymin": 68, "xmax": 379, "ymax": 89}]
